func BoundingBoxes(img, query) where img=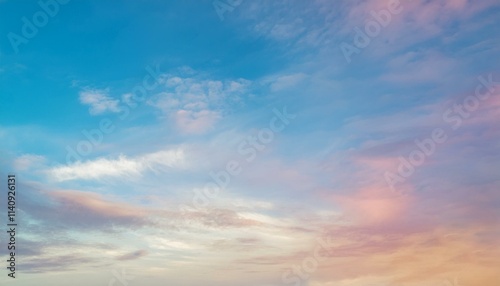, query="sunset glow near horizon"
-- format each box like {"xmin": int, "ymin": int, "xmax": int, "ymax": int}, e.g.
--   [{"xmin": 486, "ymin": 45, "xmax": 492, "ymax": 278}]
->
[{"xmin": 0, "ymin": 0, "xmax": 499, "ymax": 285}]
